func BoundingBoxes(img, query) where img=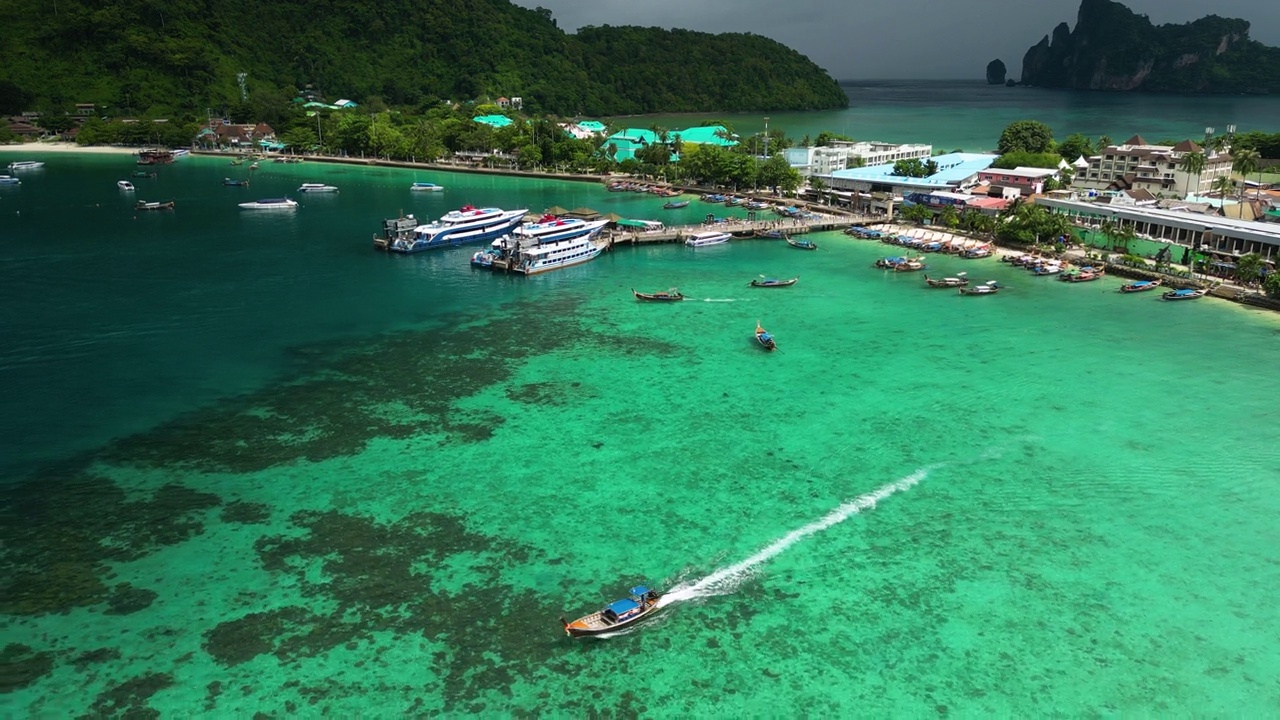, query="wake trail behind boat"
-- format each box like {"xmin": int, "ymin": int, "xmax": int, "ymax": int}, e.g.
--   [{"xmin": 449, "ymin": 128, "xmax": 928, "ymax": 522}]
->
[
  {"xmin": 702, "ymin": 298, "xmax": 736, "ymax": 302},
  {"xmin": 657, "ymin": 465, "xmax": 937, "ymax": 608}
]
